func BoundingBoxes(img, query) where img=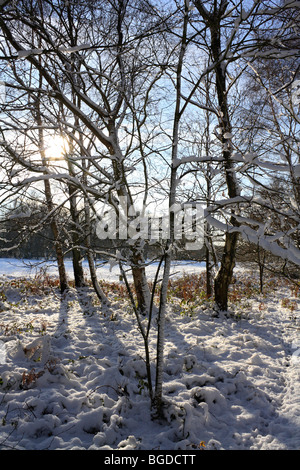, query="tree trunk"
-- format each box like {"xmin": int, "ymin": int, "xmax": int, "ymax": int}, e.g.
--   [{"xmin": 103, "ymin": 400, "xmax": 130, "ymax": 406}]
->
[
  {"xmin": 205, "ymin": 240, "xmax": 212, "ymax": 298},
  {"xmin": 82, "ymin": 163, "xmax": 109, "ymax": 306},
  {"xmin": 153, "ymin": 251, "xmax": 171, "ymax": 416},
  {"xmin": 193, "ymin": 1, "xmax": 240, "ymax": 311},
  {"xmin": 66, "ymin": 160, "xmax": 86, "ymax": 289},
  {"xmin": 131, "ymin": 260, "xmax": 151, "ymax": 316},
  {"xmin": 257, "ymin": 246, "xmax": 265, "ymax": 294},
  {"xmin": 55, "ymin": 244, "xmax": 69, "ymax": 293},
  {"xmin": 43, "ymin": 178, "xmax": 69, "ymax": 294},
  {"xmin": 70, "ymin": 239, "xmax": 85, "ymax": 288},
  {"xmin": 108, "ymin": 120, "xmax": 151, "ymax": 316},
  {"xmin": 35, "ymin": 72, "xmax": 69, "ymax": 294},
  {"xmin": 210, "ymin": 13, "xmax": 240, "ymax": 311},
  {"xmin": 86, "ymin": 250, "xmax": 109, "ymax": 305},
  {"xmin": 153, "ymin": 0, "xmax": 189, "ymax": 417},
  {"xmin": 214, "ymin": 231, "xmax": 239, "ymax": 311}
]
